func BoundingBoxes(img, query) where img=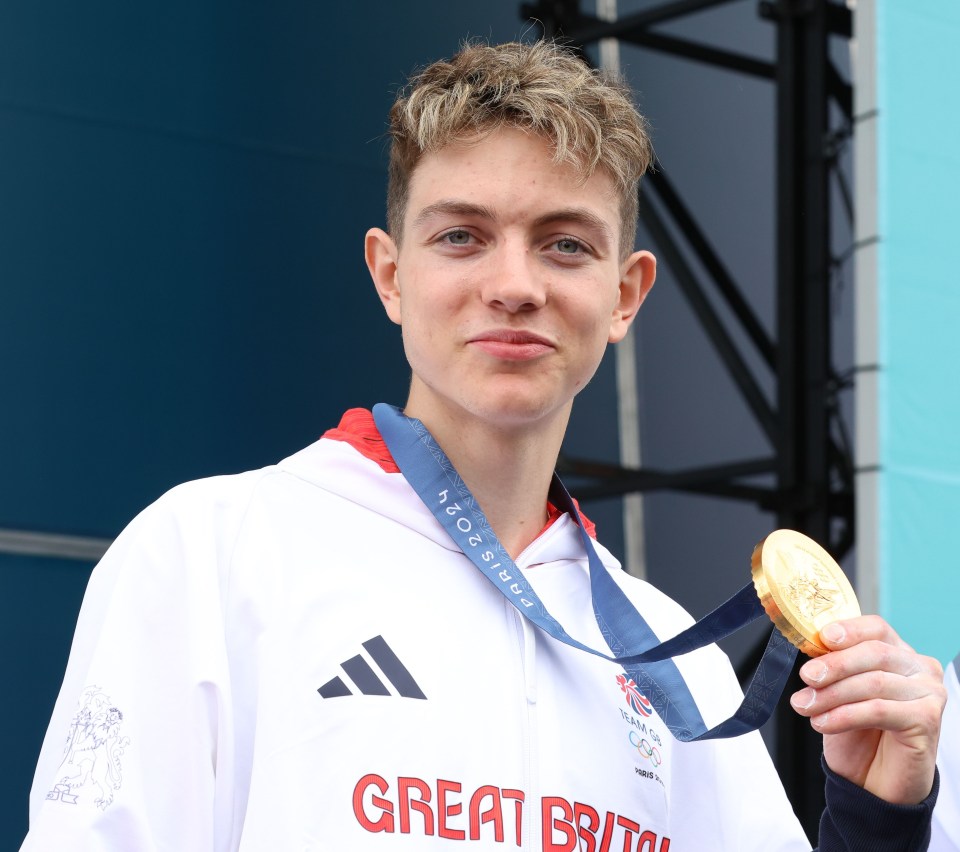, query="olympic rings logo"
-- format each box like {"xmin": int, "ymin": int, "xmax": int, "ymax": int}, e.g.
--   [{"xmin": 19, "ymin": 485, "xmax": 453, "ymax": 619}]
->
[{"xmin": 629, "ymin": 731, "xmax": 662, "ymax": 766}]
